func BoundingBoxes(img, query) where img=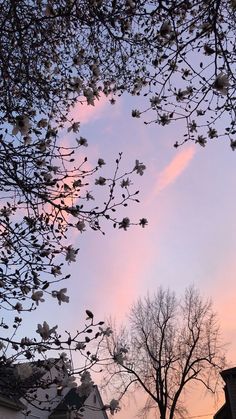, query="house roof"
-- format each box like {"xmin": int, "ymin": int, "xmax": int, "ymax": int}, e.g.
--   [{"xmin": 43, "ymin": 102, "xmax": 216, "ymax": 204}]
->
[
  {"xmin": 0, "ymin": 359, "xmax": 58, "ymax": 408},
  {"xmin": 0, "ymin": 361, "xmax": 109, "ymax": 419},
  {"xmin": 49, "ymin": 388, "xmax": 86, "ymax": 418},
  {"xmin": 49, "ymin": 385, "xmax": 109, "ymax": 419}
]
